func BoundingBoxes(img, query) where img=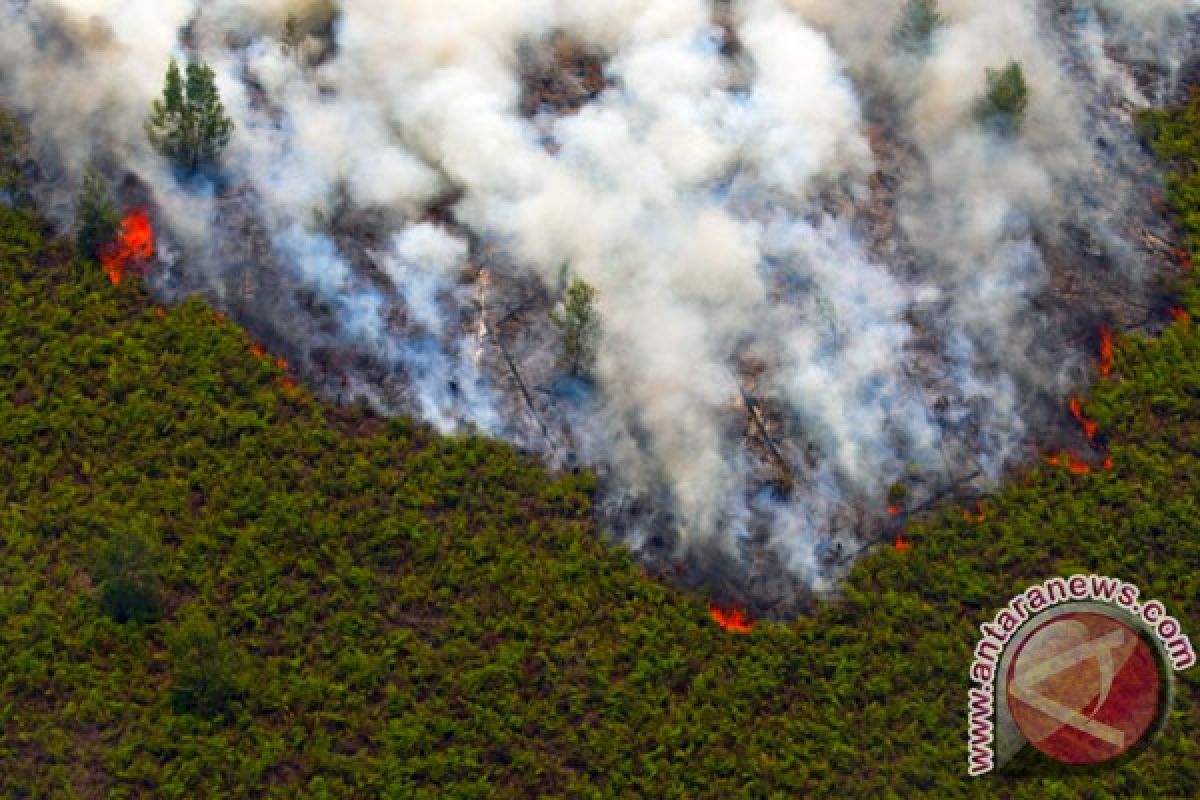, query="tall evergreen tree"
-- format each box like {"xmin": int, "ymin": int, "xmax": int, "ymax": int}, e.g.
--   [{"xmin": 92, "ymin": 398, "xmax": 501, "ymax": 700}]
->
[
  {"xmin": 75, "ymin": 164, "xmax": 120, "ymax": 260},
  {"xmin": 145, "ymin": 58, "xmax": 234, "ymax": 174},
  {"xmin": 551, "ymin": 278, "xmax": 602, "ymax": 378}
]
